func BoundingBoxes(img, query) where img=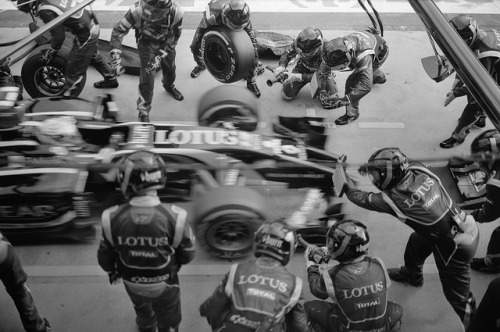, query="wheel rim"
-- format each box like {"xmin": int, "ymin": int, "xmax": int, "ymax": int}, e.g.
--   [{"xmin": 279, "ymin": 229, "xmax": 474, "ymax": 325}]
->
[
  {"xmin": 206, "ymin": 215, "xmax": 255, "ymax": 253},
  {"xmin": 34, "ymin": 65, "xmax": 65, "ymax": 96},
  {"xmin": 206, "ymin": 42, "xmax": 230, "ymax": 74}
]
